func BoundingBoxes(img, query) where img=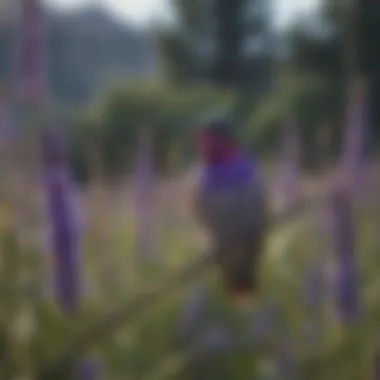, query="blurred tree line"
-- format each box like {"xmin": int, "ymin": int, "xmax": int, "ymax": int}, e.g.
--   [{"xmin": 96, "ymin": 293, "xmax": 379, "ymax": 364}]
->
[
  {"xmin": 290, "ymin": 0, "xmax": 380, "ymax": 159},
  {"xmin": 1, "ymin": 0, "xmax": 379, "ymax": 179},
  {"xmin": 70, "ymin": 81, "xmax": 236, "ymax": 181},
  {"xmin": 0, "ymin": 5, "xmax": 156, "ymax": 104},
  {"xmin": 70, "ymin": 0, "xmax": 277, "ymax": 180},
  {"xmin": 67, "ymin": 0, "xmax": 337, "ymax": 179}
]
